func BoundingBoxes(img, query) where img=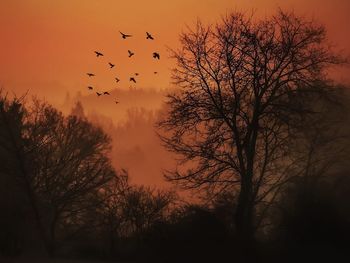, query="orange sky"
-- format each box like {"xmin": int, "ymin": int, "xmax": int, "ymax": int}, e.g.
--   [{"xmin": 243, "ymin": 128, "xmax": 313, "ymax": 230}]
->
[
  {"xmin": 0, "ymin": 0, "xmax": 349, "ymax": 106},
  {"xmin": 0, "ymin": 0, "xmax": 349, "ymax": 189}
]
